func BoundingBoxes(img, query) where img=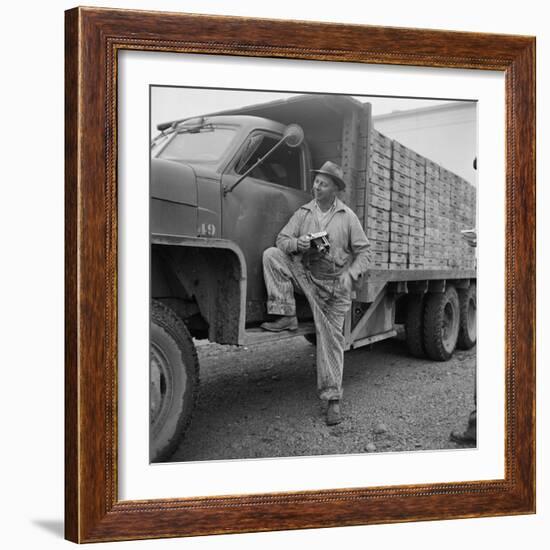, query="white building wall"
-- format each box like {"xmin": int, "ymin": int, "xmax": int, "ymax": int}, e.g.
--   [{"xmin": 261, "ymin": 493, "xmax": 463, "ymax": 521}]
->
[{"xmin": 373, "ymin": 102, "xmax": 477, "ymax": 185}]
